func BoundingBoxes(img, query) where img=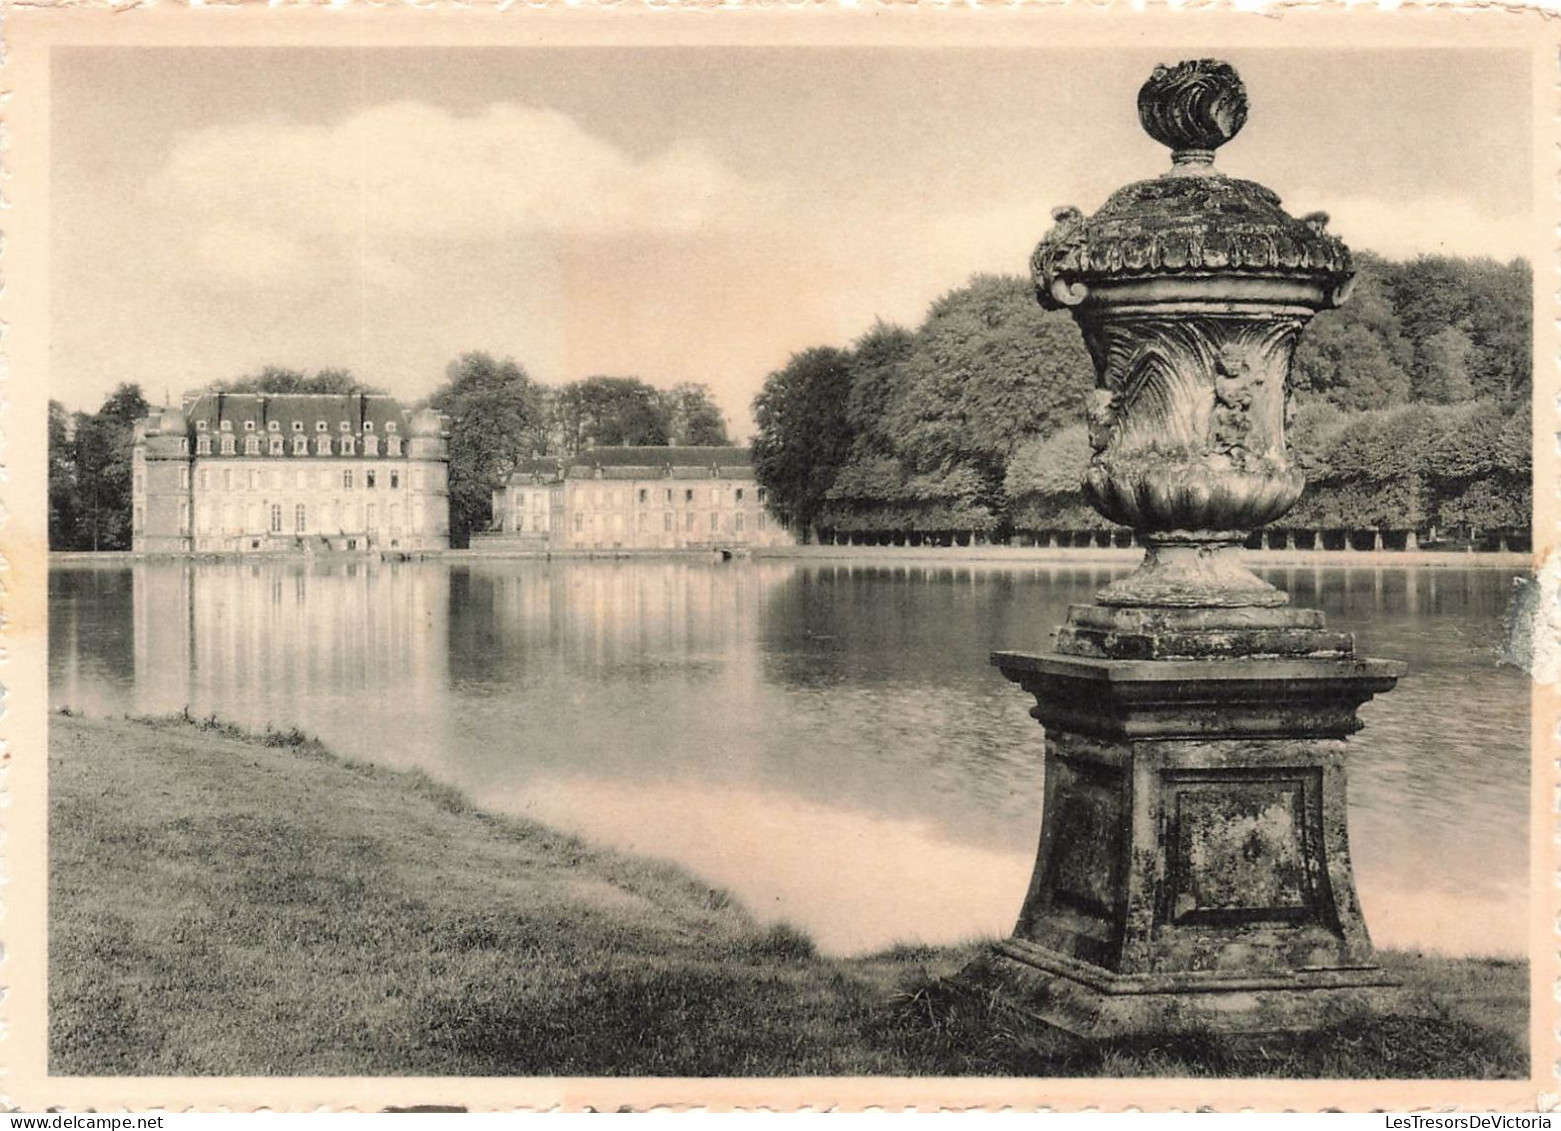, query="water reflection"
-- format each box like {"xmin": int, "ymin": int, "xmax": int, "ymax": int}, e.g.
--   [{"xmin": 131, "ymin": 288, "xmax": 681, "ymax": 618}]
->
[{"xmin": 48, "ymin": 558, "xmax": 1529, "ymax": 958}]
